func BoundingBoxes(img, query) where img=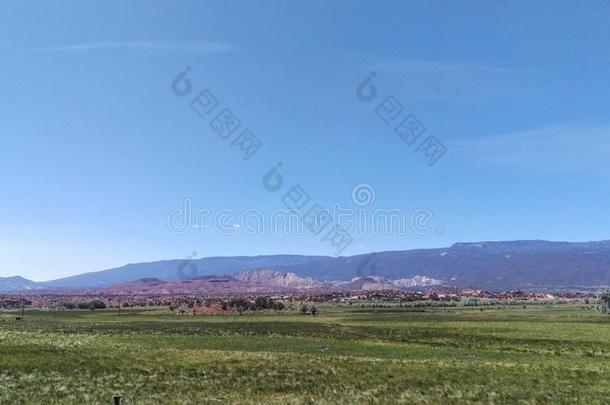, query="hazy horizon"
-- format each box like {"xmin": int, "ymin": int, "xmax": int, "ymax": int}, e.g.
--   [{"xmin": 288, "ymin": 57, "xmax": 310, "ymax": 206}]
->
[{"xmin": 7, "ymin": 237, "xmax": 610, "ymax": 283}]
